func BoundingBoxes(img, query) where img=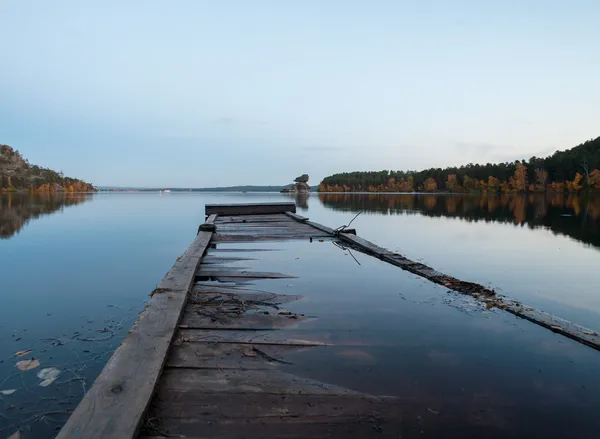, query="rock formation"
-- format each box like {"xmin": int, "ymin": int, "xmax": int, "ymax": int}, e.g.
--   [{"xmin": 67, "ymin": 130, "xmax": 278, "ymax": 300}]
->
[{"xmin": 281, "ymin": 174, "xmax": 311, "ymax": 193}]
